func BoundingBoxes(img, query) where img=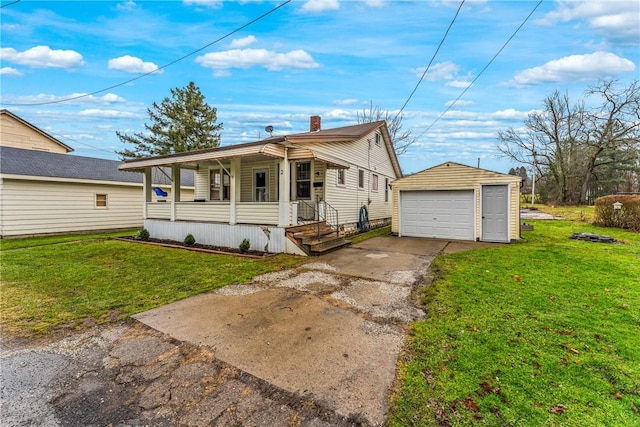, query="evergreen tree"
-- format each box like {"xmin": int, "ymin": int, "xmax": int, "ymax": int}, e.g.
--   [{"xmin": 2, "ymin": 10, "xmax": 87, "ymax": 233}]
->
[{"xmin": 117, "ymin": 82, "xmax": 223, "ymax": 159}]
